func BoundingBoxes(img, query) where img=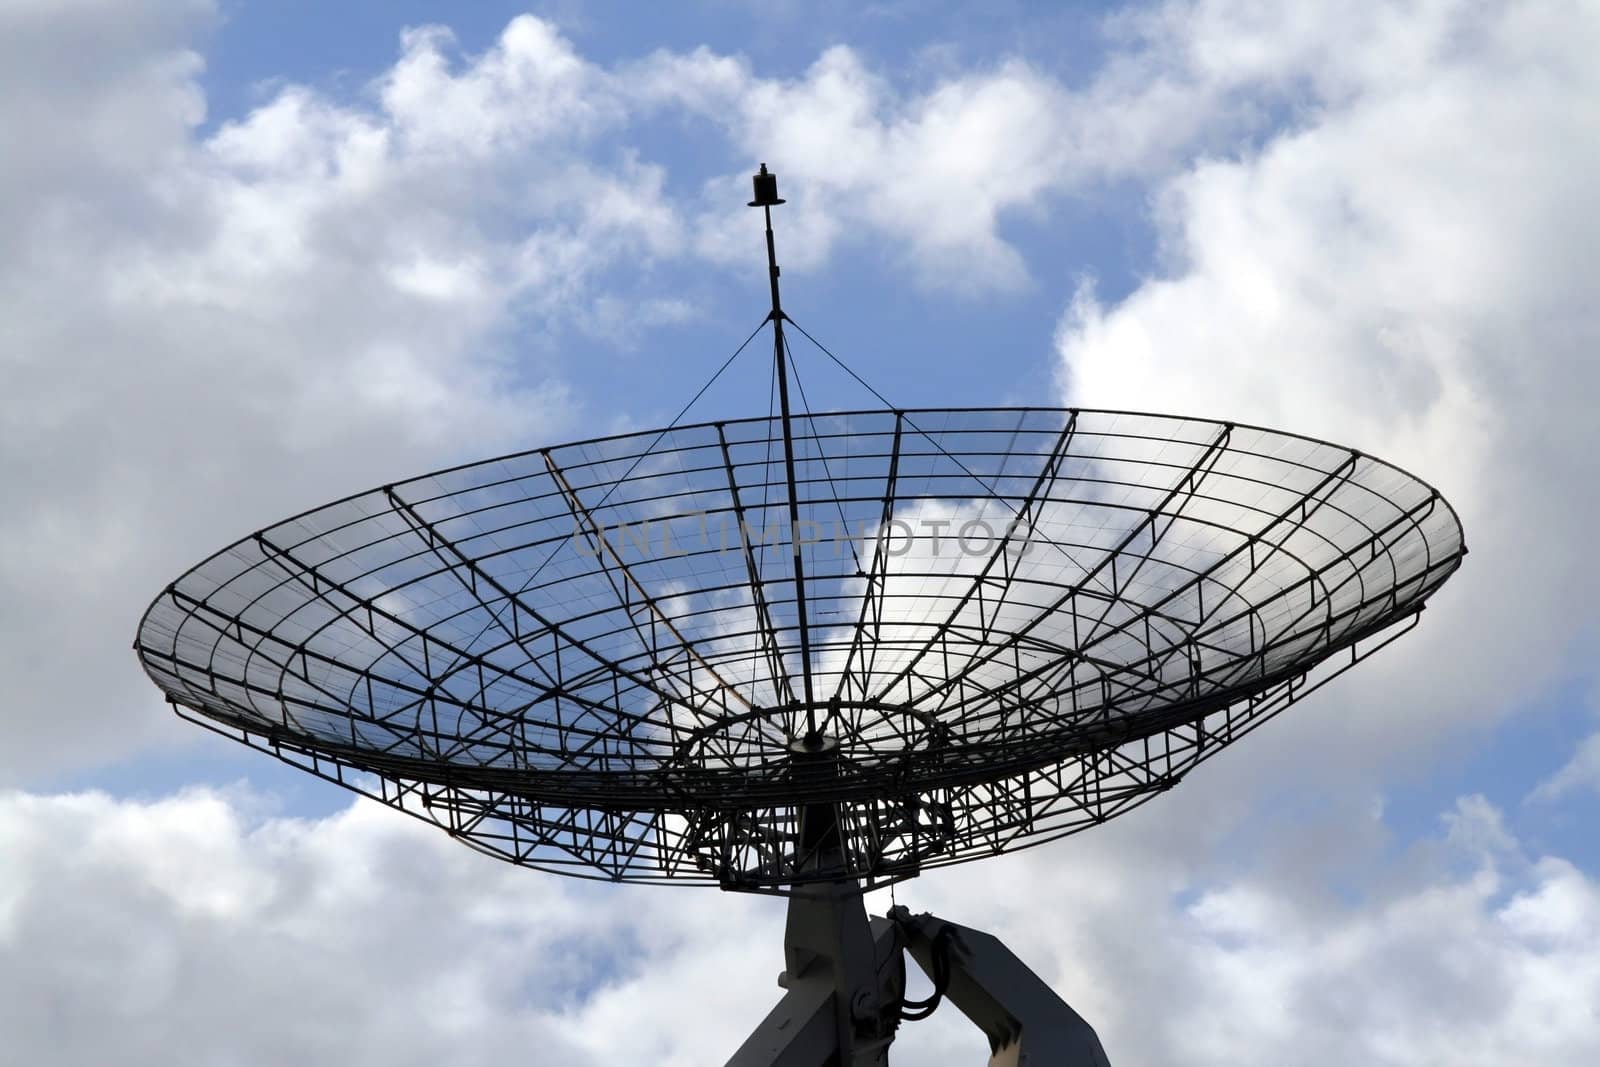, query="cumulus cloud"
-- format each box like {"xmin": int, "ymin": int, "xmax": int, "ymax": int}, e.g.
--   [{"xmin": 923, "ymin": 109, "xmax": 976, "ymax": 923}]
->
[
  {"xmin": 10, "ymin": 791, "xmax": 792, "ymax": 1063},
  {"xmin": 1055, "ymin": 0, "xmax": 1600, "ymax": 776},
  {"xmin": 1532, "ymin": 731, "xmax": 1600, "ymax": 802},
  {"xmin": 0, "ymin": 790, "xmax": 650, "ymax": 1063},
  {"xmin": 658, "ymin": 47, "xmax": 1082, "ymax": 287},
  {"xmin": 634, "ymin": 35, "xmax": 1277, "ymax": 290},
  {"xmin": 877, "ymin": 788, "xmax": 1600, "ymax": 1066},
  {"xmin": 0, "ymin": 9, "xmax": 684, "ymax": 779},
  {"xmin": 3, "ymin": 788, "xmax": 1596, "ymax": 1066}
]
